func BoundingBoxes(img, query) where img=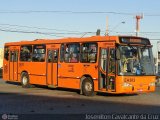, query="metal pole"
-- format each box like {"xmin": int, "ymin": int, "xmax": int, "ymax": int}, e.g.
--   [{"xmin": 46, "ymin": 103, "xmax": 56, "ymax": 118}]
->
[
  {"xmin": 106, "ymin": 16, "xmax": 109, "ymax": 36},
  {"xmin": 136, "ymin": 15, "xmax": 143, "ymax": 36}
]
